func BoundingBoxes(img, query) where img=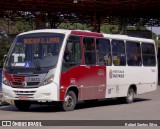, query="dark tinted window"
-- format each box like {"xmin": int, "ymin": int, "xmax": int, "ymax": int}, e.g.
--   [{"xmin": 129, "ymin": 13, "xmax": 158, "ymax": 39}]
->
[
  {"xmin": 112, "ymin": 40, "xmax": 126, "ymax": 66},
  {"xmin": 63, "ymin": 35, "xmax": 81, "ymax": 71},
  {"xmin": 142, "ymin": 43, "xmax": 156, "ymax": 66},
  {"xmin": 126, "ymin": 41, "xmax": 142, "ymax": 66},
  {"xmin": 96, "ymin": 38, "xmax": 112, "ymax": 65},
  {"xmin": 83, "ymin": 37, "xmax": 96, "ymax": 65}
]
